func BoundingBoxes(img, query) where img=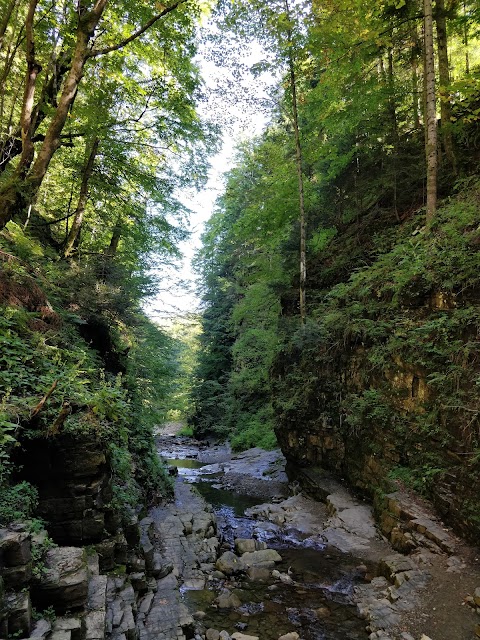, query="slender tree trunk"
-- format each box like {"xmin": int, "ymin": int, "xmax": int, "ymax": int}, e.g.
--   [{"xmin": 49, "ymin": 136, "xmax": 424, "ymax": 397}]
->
[
  {"xmin": 387, "ymin": 47, "xmax": 400, "ymax": 220},
  {"xmin": 18, "ymin": 0, "xmax": 42, "ymax": 178},
  {"xmin": 284, "ymin": 0, "xmax": 306, "ymax": 324},
  {"xmin": 0, "ymin": 0, "xmax": 19, "ymax": 51},
  {"xmin": 411, "ymin": 26, "xmax": 421, "ymax": 129},
  {"xmin": 463, "ymin": 1, "xmax": 469, "ymax": 74},
  {"xmin": 63, "ymin": 137, "xmax": 99, "ymax": 257},
  {"xmin": 424, "ymin": 0, "xmax": 437, "ymax": 225},
  {"xmin": 436, "ymin": 0, "xmax": 456, "ymax": 172},
  {"xmin": 105, "ymin": 218, "xmax": 122, "ymax": 257}
]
